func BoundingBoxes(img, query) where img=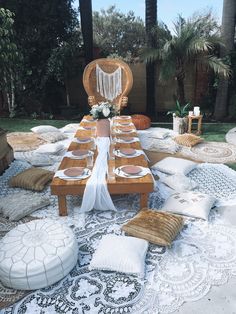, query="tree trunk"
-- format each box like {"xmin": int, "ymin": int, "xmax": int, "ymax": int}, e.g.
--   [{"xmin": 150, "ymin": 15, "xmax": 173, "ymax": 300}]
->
[
  {"xmin": 79, "ymin": 0, "xmax": 93, "ymax": 64},
  {"xmin": 214, "ymin": 0, "xmax": 236, "ymax": 120},
  {"xmin": 177, "ymin": 77, "xmax": 186, "ymax": 105},
  {"xmin": 145, "ymin": 0, "xmax": 157, "ymax": 119},
  {"xmin": 65, "ymin": 72, "xmax": 70, "ymax": 107}
]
